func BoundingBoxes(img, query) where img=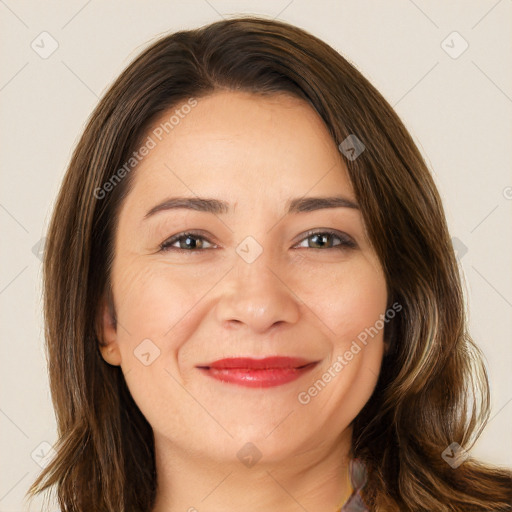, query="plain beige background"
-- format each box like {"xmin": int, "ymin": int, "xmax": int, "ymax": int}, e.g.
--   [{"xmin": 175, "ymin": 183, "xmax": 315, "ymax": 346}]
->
[{"xmin": 1, "ymin": 1, "xmax": 511, "ymax": 510}]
